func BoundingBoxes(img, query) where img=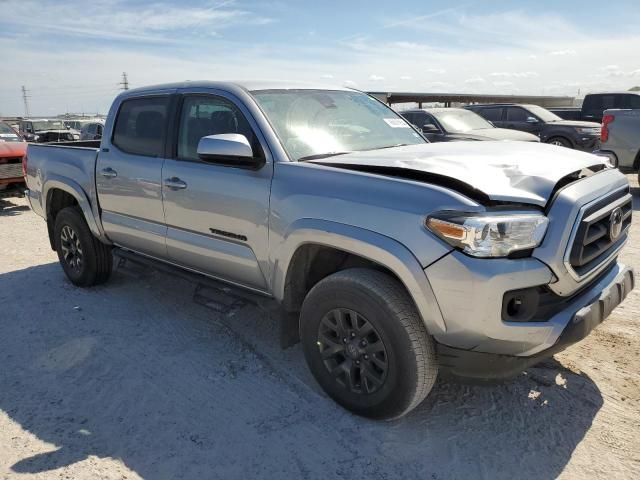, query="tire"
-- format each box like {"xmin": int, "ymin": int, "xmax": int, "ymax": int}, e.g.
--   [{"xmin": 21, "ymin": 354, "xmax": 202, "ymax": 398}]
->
[
  {"xmin": 300, "ymin": 268, "xmax": 437, "ymax": 420},
  {"xmin": 546, "ymin": 137, "xmax": 572, "ymax": 148},
  {"xmin": 54, "ymin": 206, "xmax": 112, "ymax": 287}
]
